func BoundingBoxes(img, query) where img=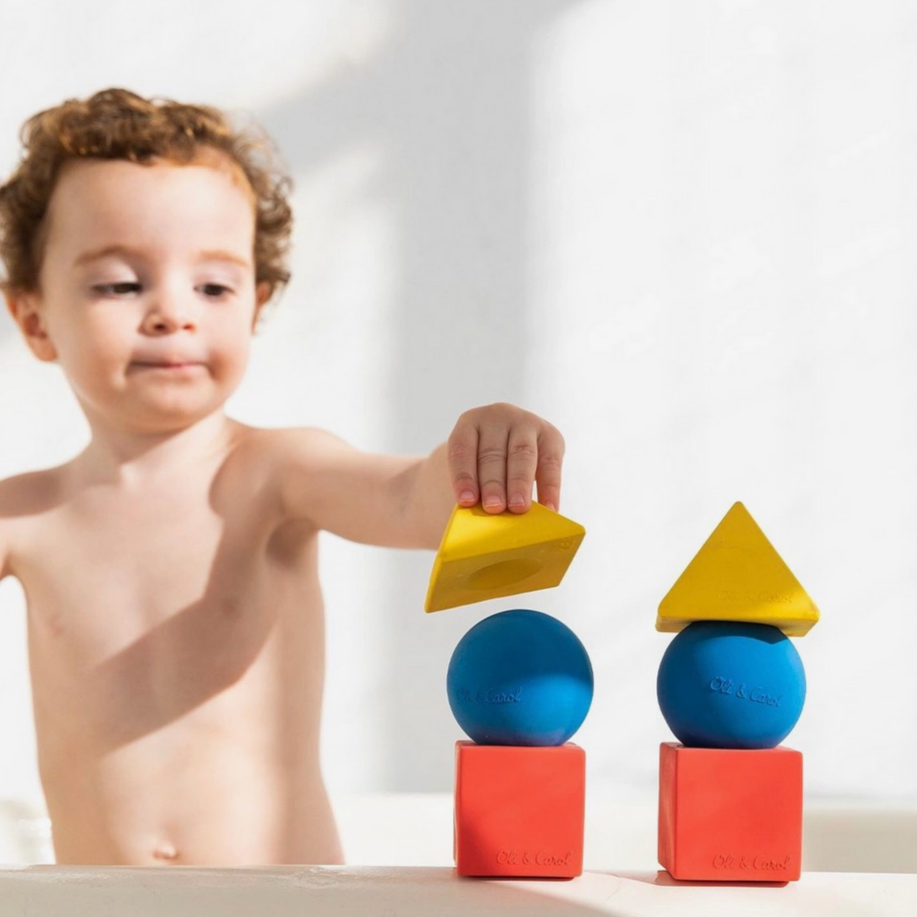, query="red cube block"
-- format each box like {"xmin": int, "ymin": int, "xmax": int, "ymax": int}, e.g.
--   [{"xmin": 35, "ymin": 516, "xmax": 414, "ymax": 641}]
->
[
  {"xmin": 454, "ymin": 740, "xmax": 585, "ymax": 878},
  {"xmin": 658, "ymin": 742, "xmax": 803, "ymax": 882}
]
